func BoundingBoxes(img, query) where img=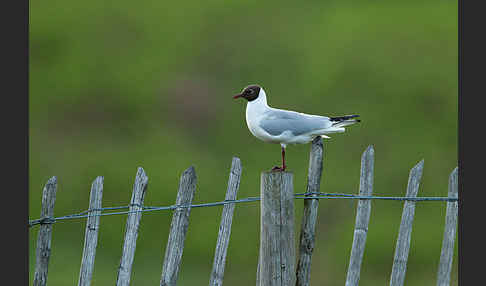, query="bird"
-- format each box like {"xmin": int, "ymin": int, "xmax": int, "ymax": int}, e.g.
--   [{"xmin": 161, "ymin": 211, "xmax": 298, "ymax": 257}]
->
[{"xmin": 233, "ymin": 84, "xmax": 360, "ymax": 171}]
